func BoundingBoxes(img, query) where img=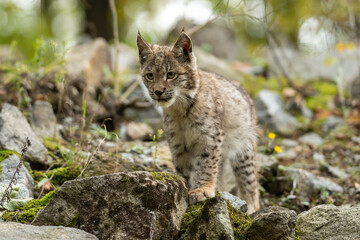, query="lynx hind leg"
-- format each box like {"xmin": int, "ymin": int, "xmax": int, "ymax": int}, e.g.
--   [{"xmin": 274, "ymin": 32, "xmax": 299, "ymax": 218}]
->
[{"xmin": 231, "ymin": 148, "xmax": 260, "ymax": 214}]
